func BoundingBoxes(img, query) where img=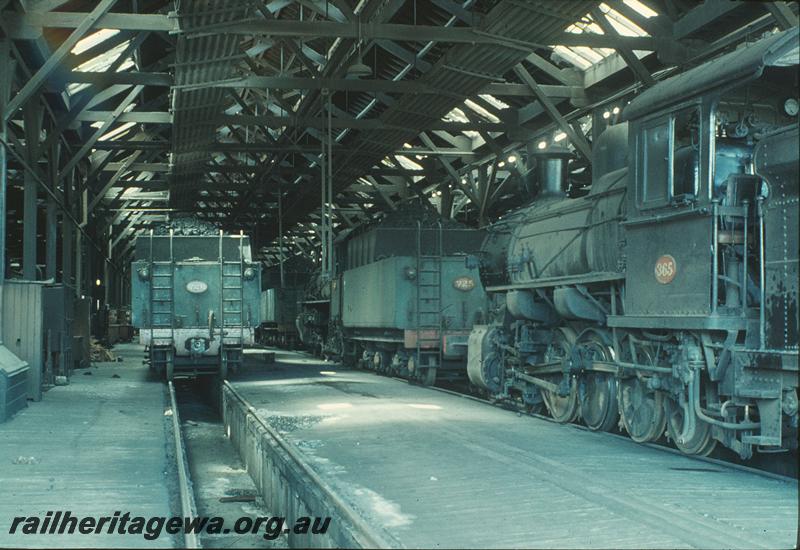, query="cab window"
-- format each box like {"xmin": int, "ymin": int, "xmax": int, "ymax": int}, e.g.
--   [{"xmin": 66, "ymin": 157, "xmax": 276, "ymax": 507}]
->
[
  {"xmin": 641, "ymin": 119, "xmax": 670, "ymax": 205},
  {"xmin": 671, "ymin": 108, "xmax": 700, "ymax": 200},
  {"xmin": 639, "ymin": 107, "xmax": 701, "ymax": 208}
]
